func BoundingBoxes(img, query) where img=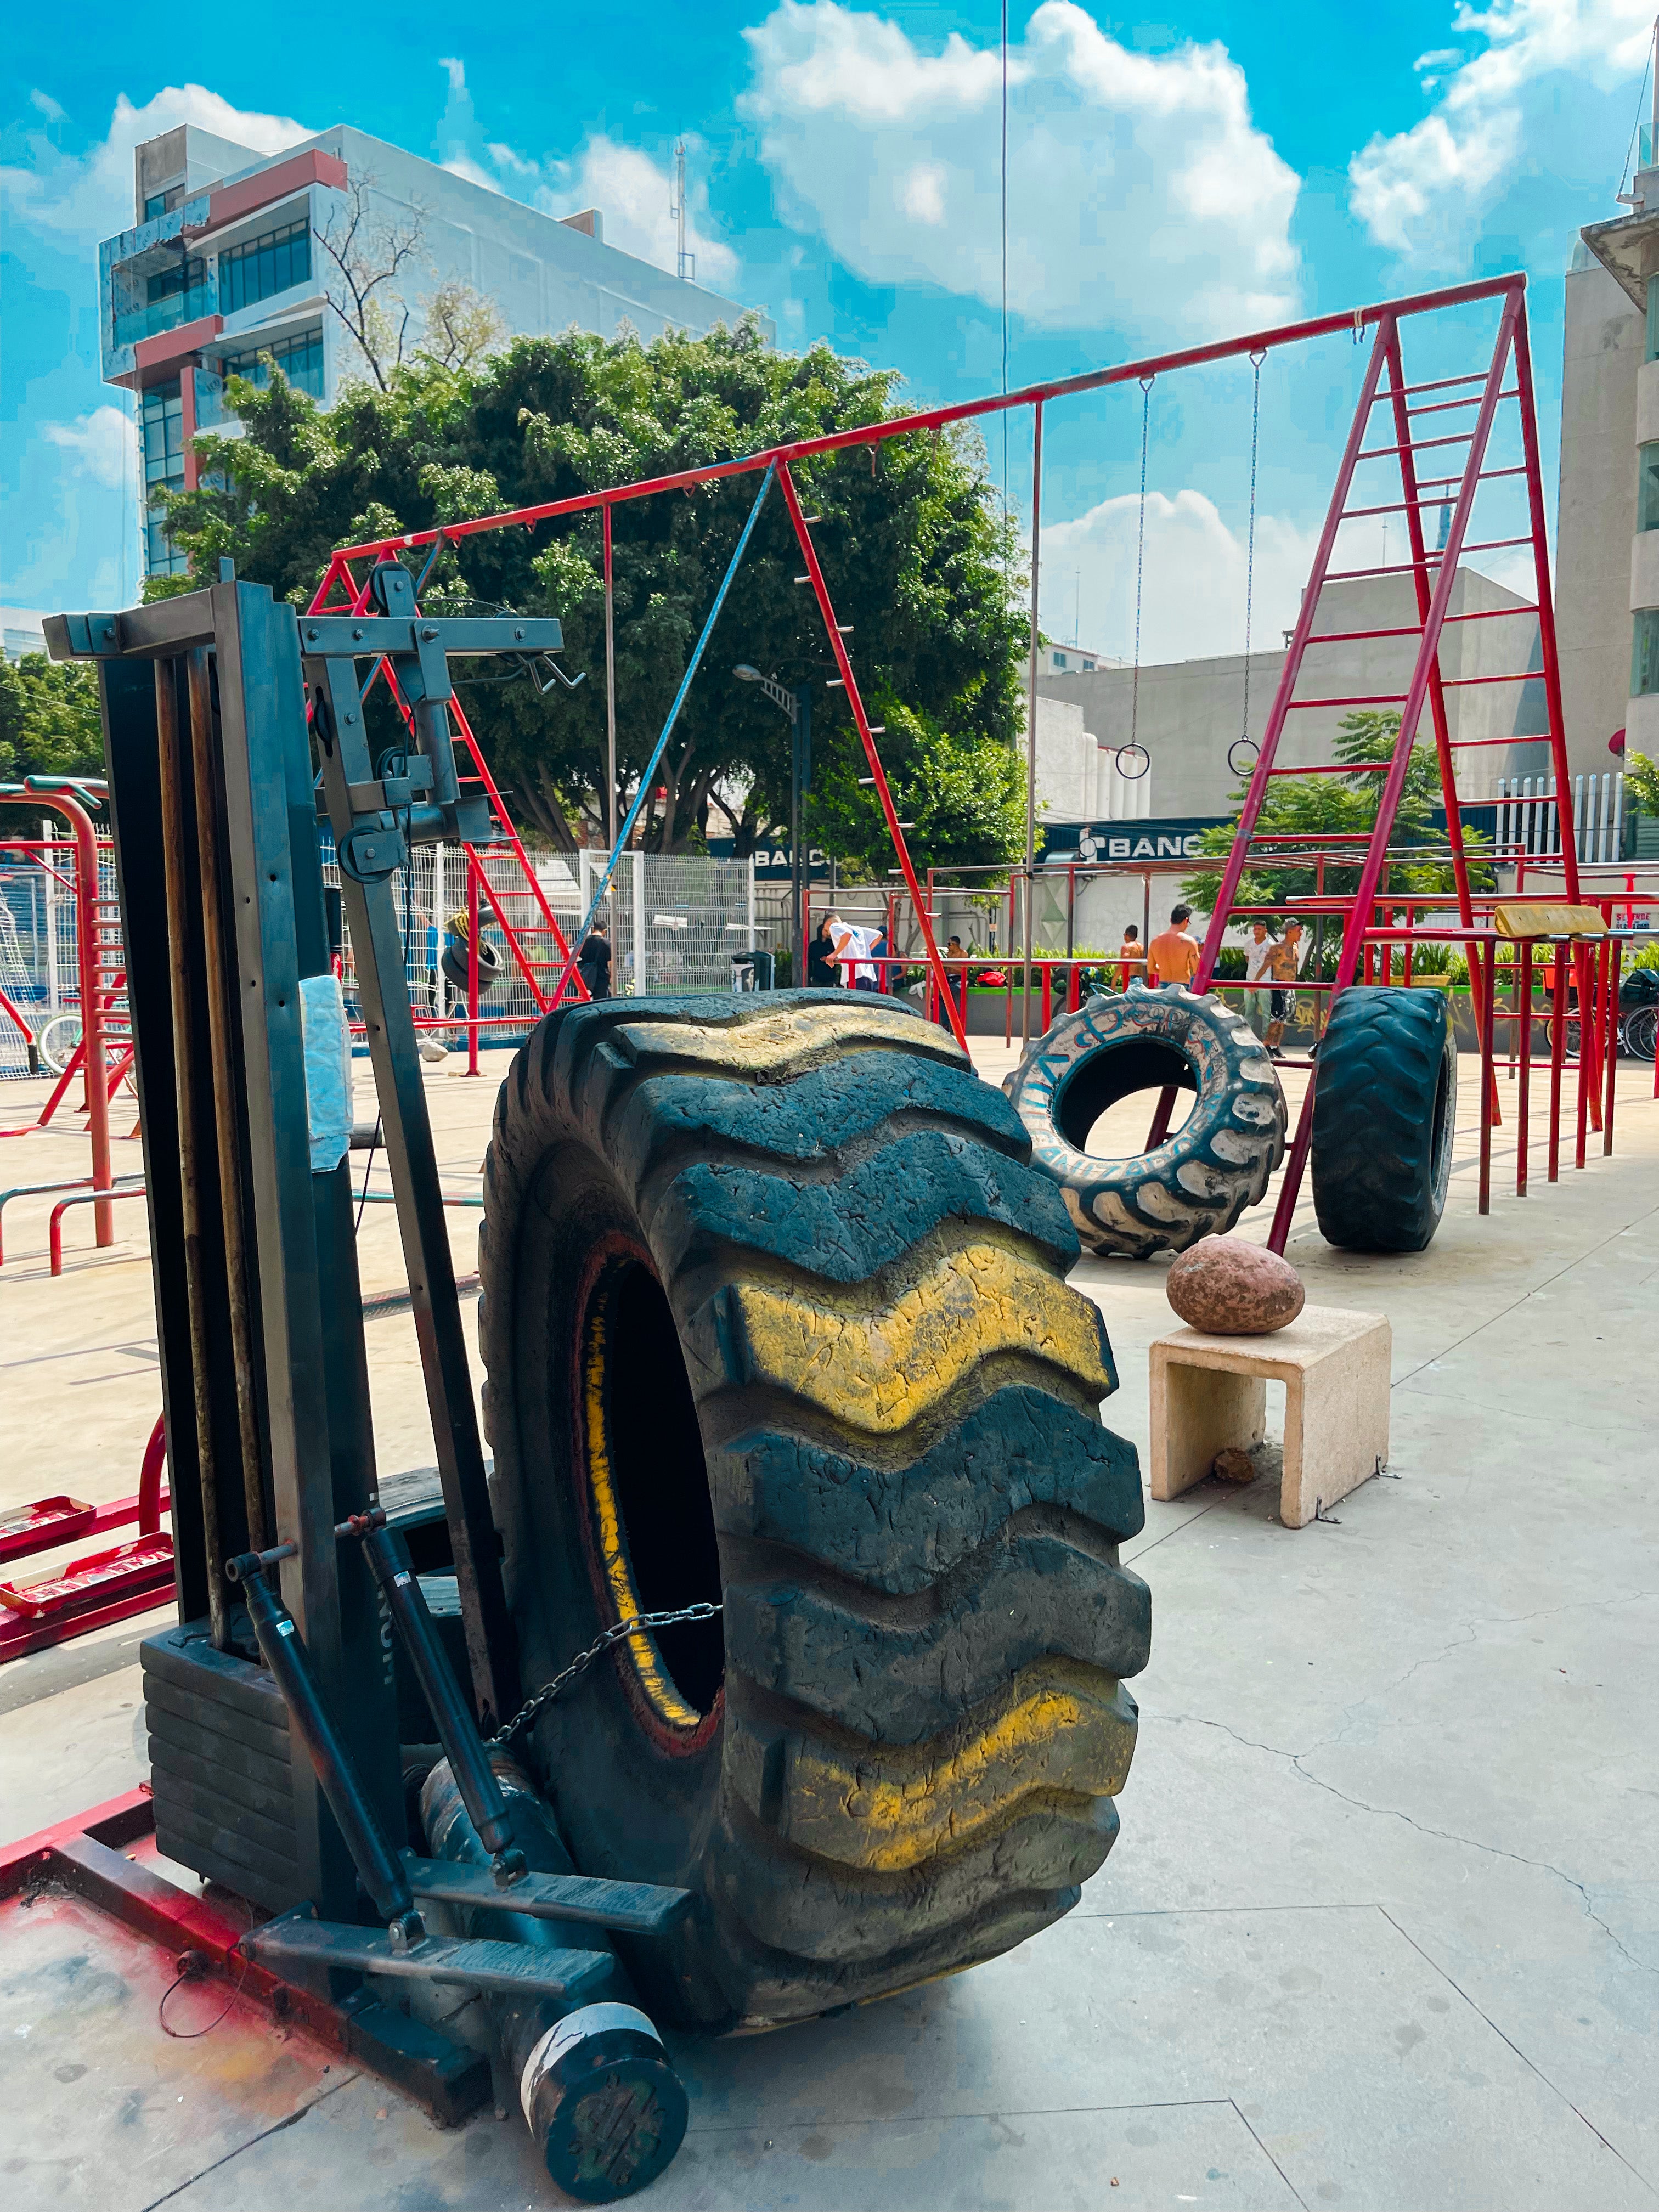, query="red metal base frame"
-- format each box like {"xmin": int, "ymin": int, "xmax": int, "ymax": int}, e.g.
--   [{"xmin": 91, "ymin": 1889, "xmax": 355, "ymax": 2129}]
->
[{"xmin": 0, "ymin": 1788, "xmax": 489, "ymax": 2123}]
